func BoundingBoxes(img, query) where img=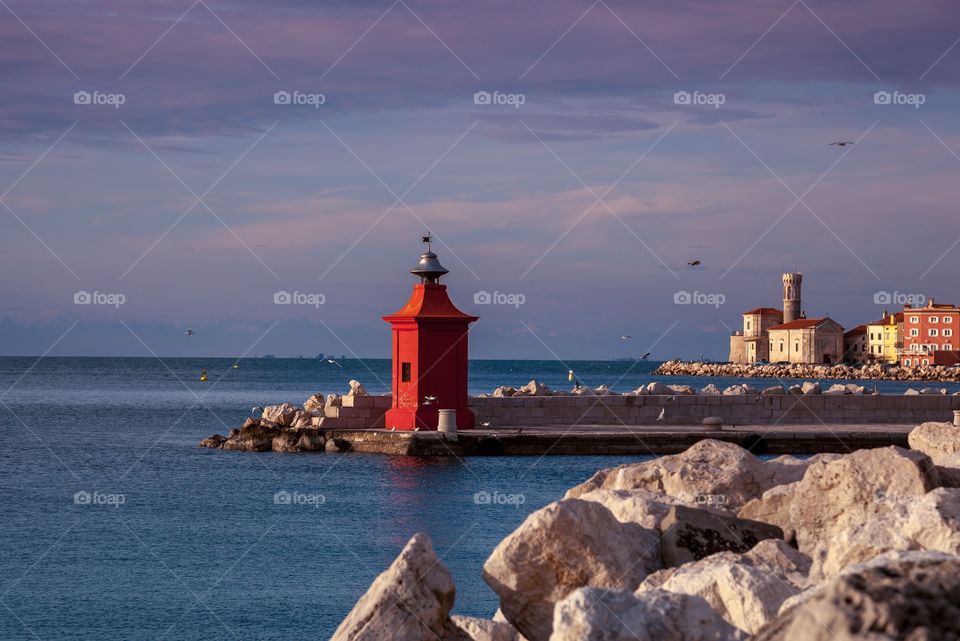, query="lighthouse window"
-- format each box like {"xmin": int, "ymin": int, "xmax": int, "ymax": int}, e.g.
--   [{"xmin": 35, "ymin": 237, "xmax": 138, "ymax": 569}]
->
[{"xmin": 401, "ymin": 362, "xmax": 411, "ymax": 382}]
